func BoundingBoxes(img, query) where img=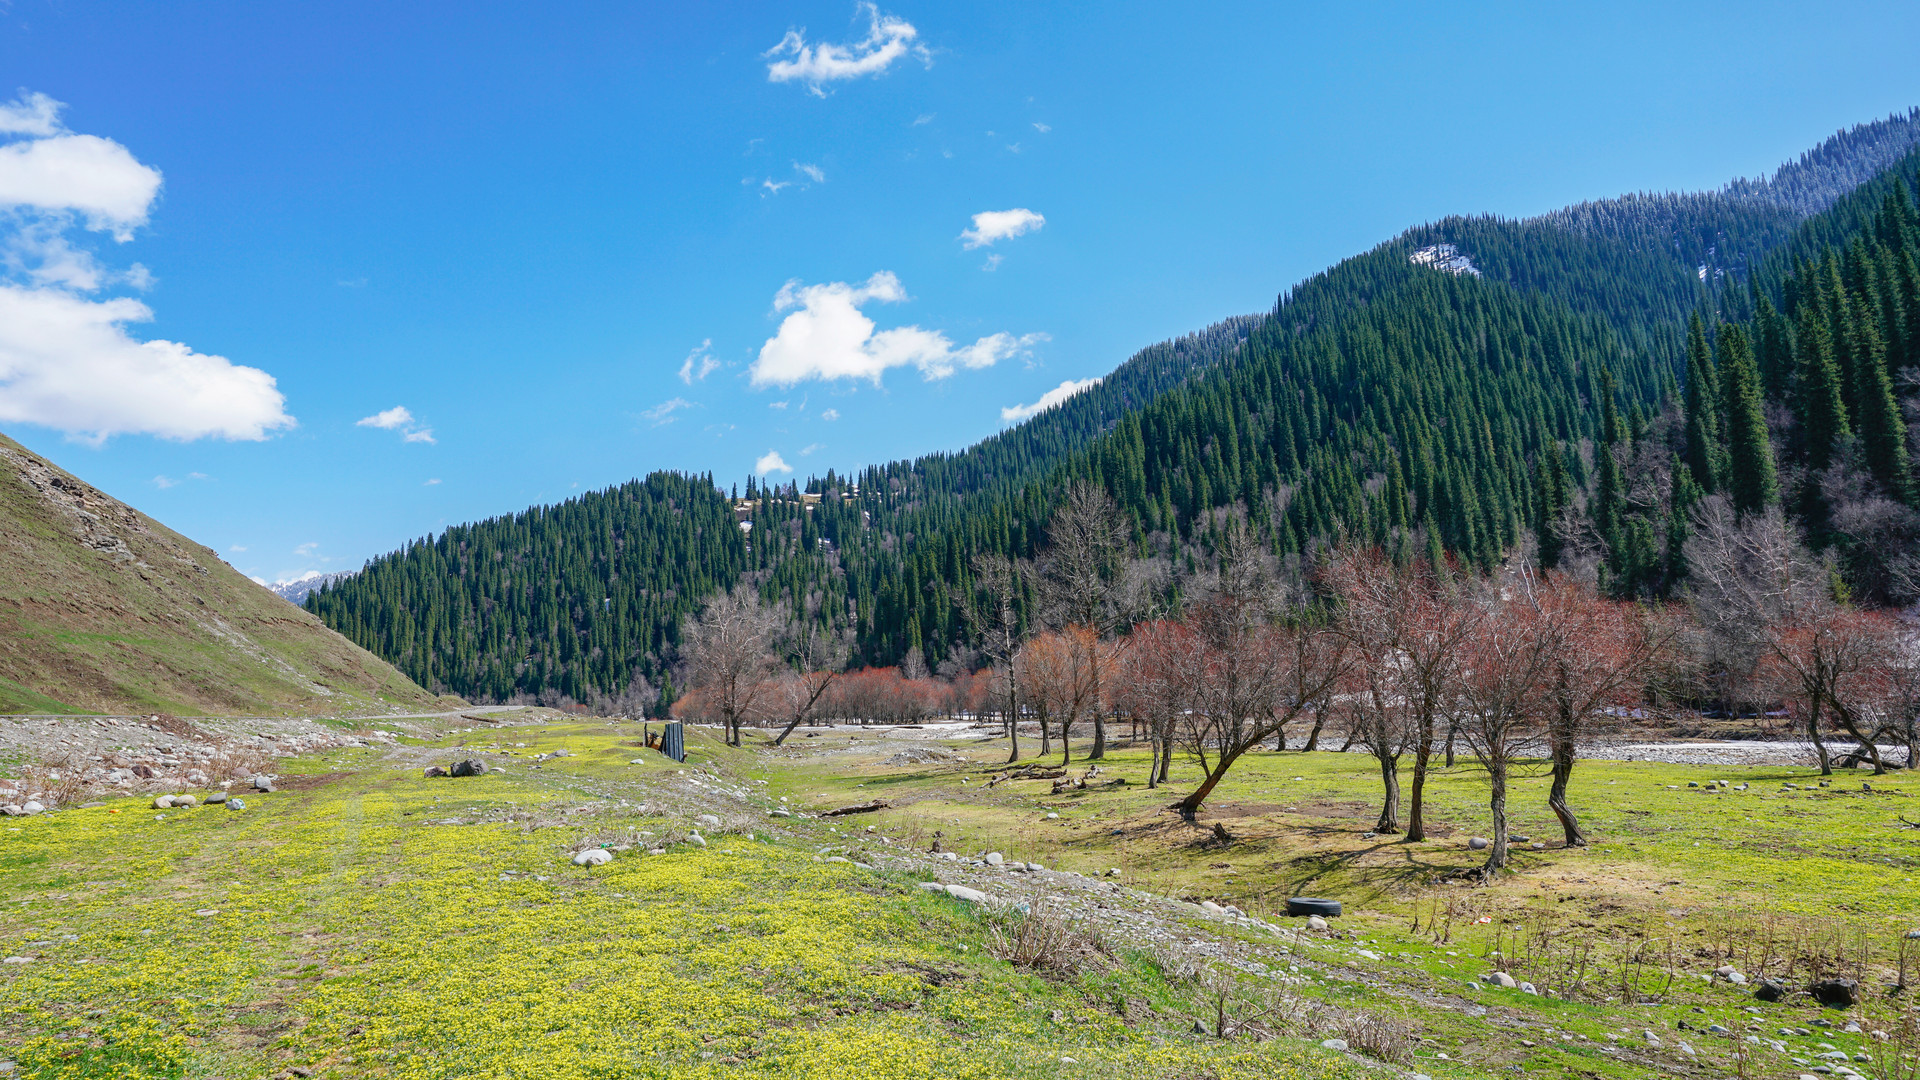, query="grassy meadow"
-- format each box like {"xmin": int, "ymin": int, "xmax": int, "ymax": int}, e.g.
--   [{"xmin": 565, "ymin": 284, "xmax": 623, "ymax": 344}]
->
[{"xmin": 3, "ymin": 717, "xmax": 1917, "ymax": 1080}]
